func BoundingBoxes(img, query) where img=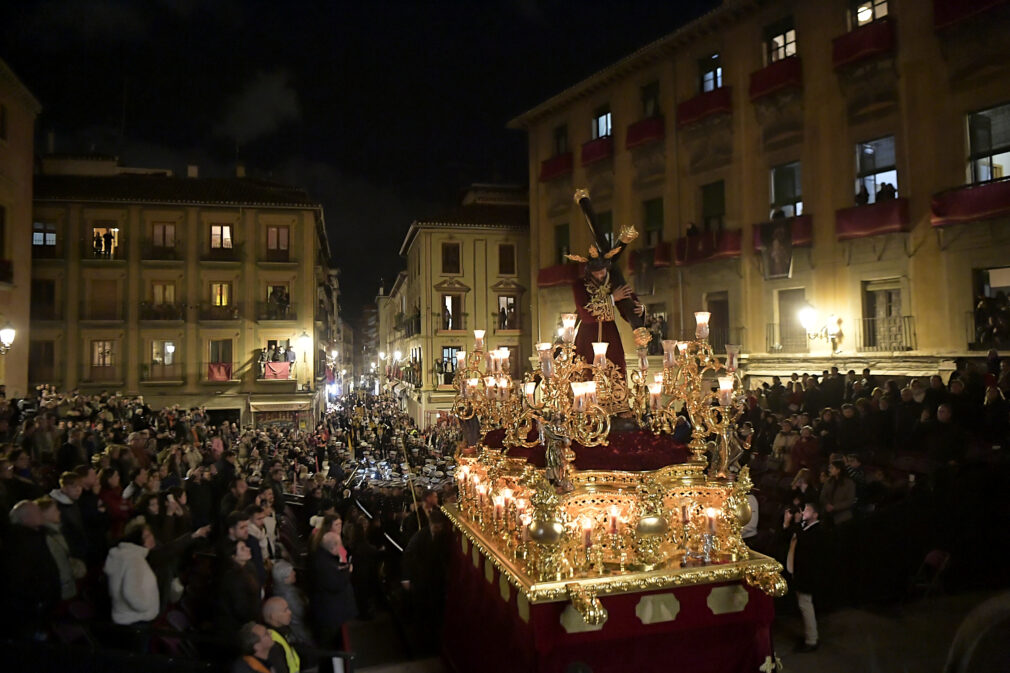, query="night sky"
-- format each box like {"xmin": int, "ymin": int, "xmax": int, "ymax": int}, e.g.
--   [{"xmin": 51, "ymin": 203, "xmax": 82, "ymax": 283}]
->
[{"xmin": 2, "ymin": 0, "xmax": 716, "ymax": 320}]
